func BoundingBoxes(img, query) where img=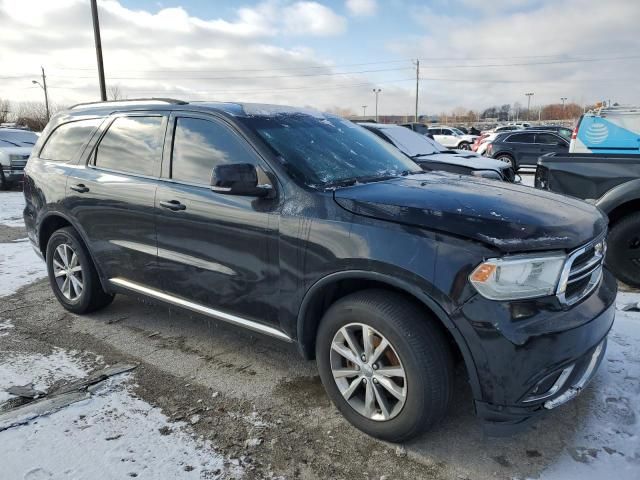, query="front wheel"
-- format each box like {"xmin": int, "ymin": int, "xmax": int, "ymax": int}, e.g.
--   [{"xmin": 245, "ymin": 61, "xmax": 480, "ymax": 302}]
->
[
  {"xmin": 458, "ymin": 142, "xmax": 470, "ymax": 150},
  {"xmin": 46, "ymin": 227, "xmax": 115, "ymax": 314},
  {"xmin": 606, "ymin": 212, "xmax": 640, "ymax": 288},
  {"xmin": 316, "ymin": 290, "xmax": 453, "ymax": 442}
]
